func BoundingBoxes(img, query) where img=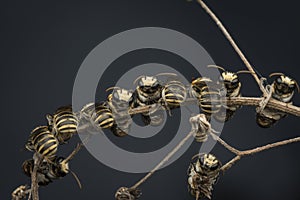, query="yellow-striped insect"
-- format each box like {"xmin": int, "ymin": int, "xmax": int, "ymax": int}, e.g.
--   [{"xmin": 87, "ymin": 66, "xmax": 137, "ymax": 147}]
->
[
  {"xmin": 188, "ymin": 153, "xmax": 221, "ymax": 200},
  {"xmin": 257, "ymin": 73, "xmax": 299, "ymax": 128},
  {"xmin": 26, "ymin": 126, "xmax": 58, "ymax": 160},
  {"xmin": 91, "ymin": 102, "xmax": 115, "ymax": 130},
  {"xmin": 47, "ymin": 106, "xmax": 78, "ymax": 144}
]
